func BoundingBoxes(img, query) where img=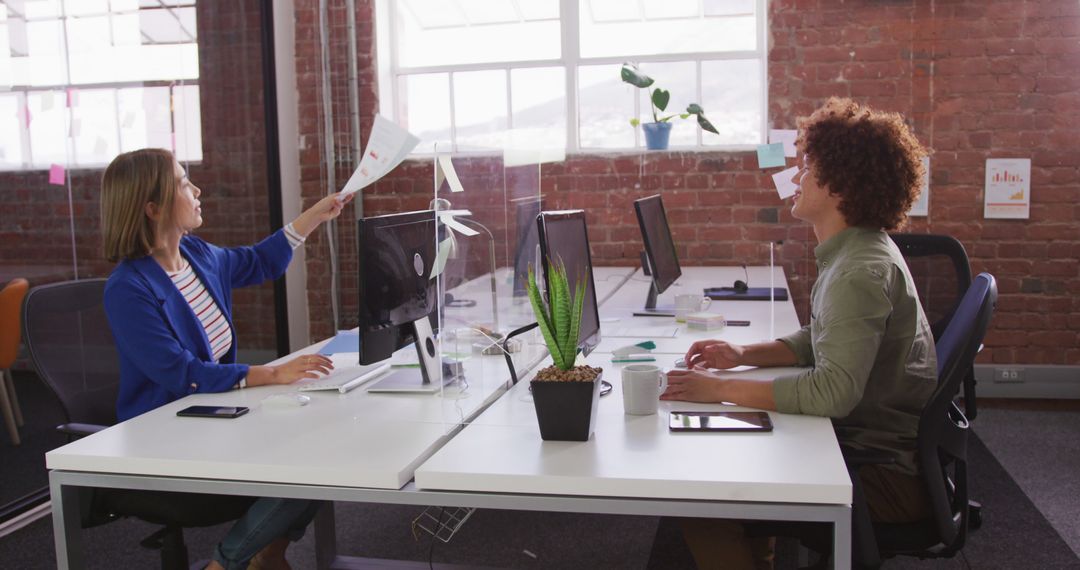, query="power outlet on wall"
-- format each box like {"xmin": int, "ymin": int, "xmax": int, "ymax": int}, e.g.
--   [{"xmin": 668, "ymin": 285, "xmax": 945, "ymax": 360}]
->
[{"xmin": 993, "ymin": 367, "xmax": 1025, "ymax": 383}]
